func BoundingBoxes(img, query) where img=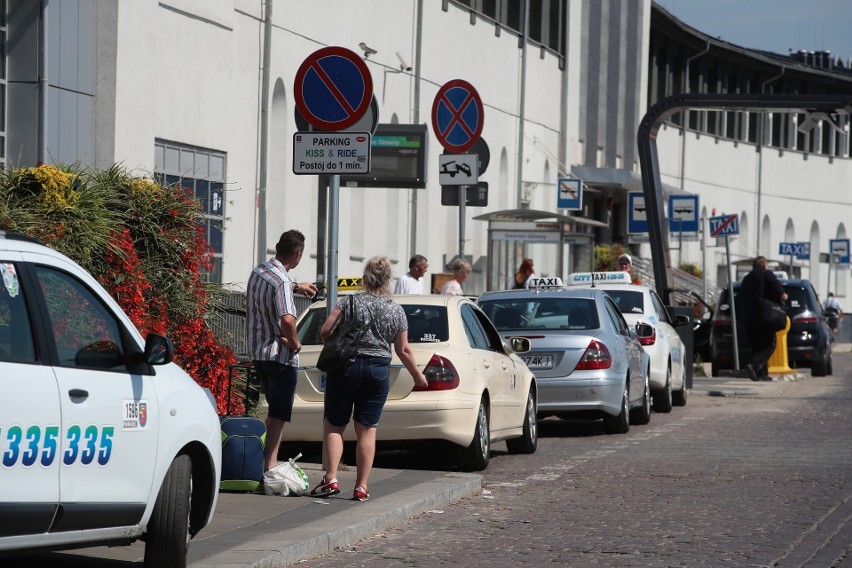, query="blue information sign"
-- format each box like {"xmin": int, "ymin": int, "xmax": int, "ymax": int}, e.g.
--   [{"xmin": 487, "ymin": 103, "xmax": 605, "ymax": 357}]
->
[
  {"xmin": 557, "ymin": 178, "xmax": 582, "ymax": 210},
  {"xmin": 668, "ymin": 195, "xmax": 699, "ymax": 233},
  {"xmin": 829, "ymin": 238, "xmax": 850, "ymax": 264}
]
